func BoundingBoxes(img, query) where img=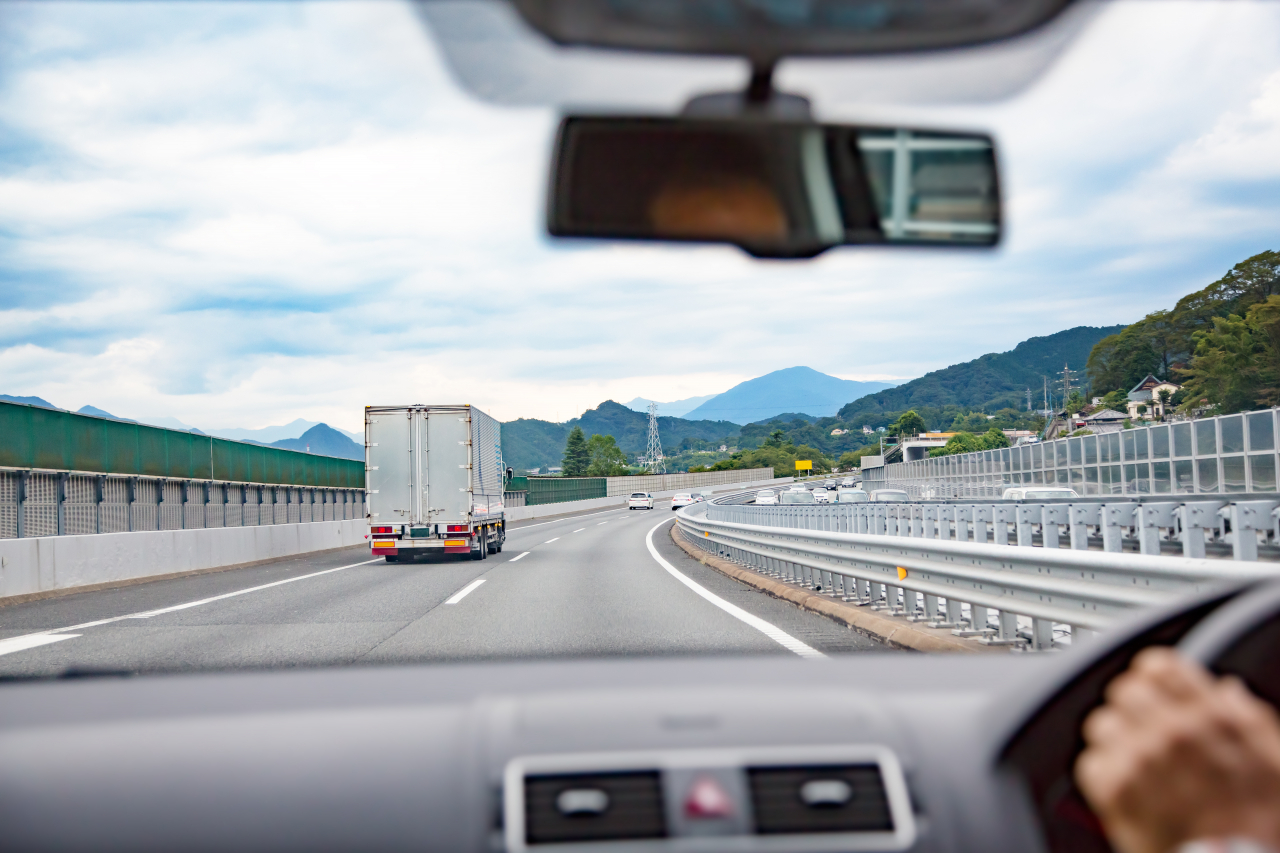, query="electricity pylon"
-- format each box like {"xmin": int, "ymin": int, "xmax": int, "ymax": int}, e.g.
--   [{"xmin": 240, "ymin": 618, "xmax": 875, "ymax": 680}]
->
[{"xmin": 645, "ymin": 403, "xmax": 666, "ymax": 474}]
